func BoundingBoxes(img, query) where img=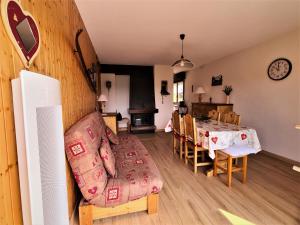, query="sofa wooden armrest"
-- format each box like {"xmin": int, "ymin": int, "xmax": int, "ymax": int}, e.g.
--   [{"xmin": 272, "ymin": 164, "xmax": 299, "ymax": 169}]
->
[{"xmin": 79, "ymin": 194, "xmax": 159, "ymax": 225}]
